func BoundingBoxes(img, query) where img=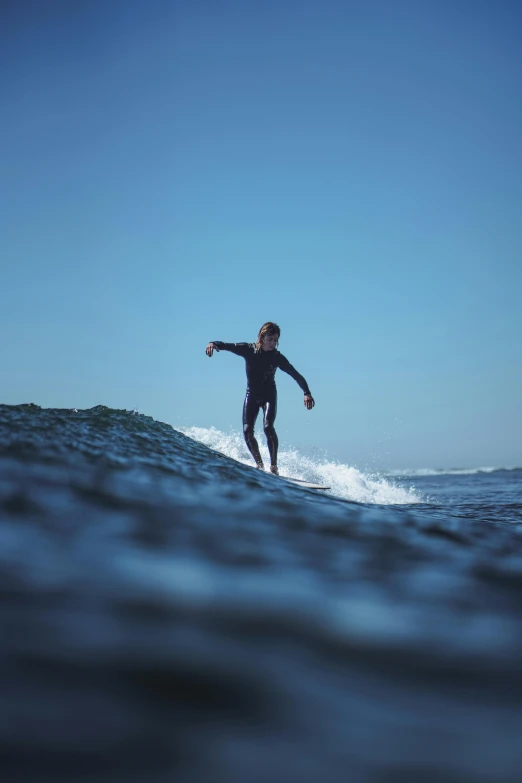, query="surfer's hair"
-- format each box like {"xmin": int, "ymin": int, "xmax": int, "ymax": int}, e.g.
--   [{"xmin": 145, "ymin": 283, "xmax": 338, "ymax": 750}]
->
[{"xmin": 256, "ymin": 322, "xmax": 280, "ymax": 350}]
